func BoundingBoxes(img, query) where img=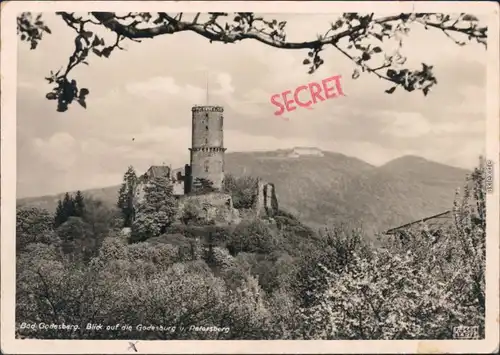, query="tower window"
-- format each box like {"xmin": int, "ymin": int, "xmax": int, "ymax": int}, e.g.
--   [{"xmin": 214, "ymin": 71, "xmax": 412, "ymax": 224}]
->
[
  {"xmin": 206, "ymin": 113, "xmax": 209, "ymax": 118},
  {"xmin": 204, "ymin": 161, "xmax": 209, "ymax": 173},
  {"xmin": 205, "ymin": 138, "xmax": 208, "ymax": 144},
  {"xmin": 205, "ymin": 125, "xmax": 209, "ymax": 130}
]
